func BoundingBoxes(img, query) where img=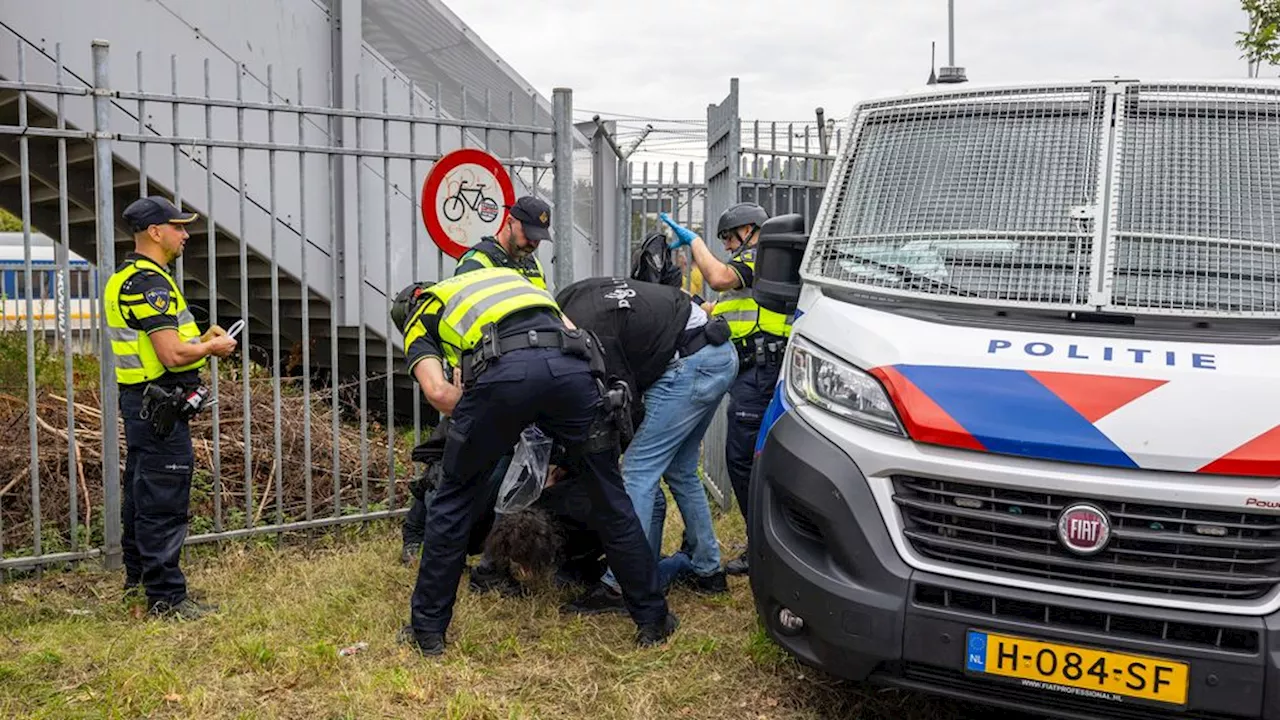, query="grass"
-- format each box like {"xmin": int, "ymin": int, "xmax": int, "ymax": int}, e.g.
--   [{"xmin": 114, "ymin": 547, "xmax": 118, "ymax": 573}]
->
[{"xmin": 0, "ymin": 500, "xmax": 975, "ymax": 720}]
